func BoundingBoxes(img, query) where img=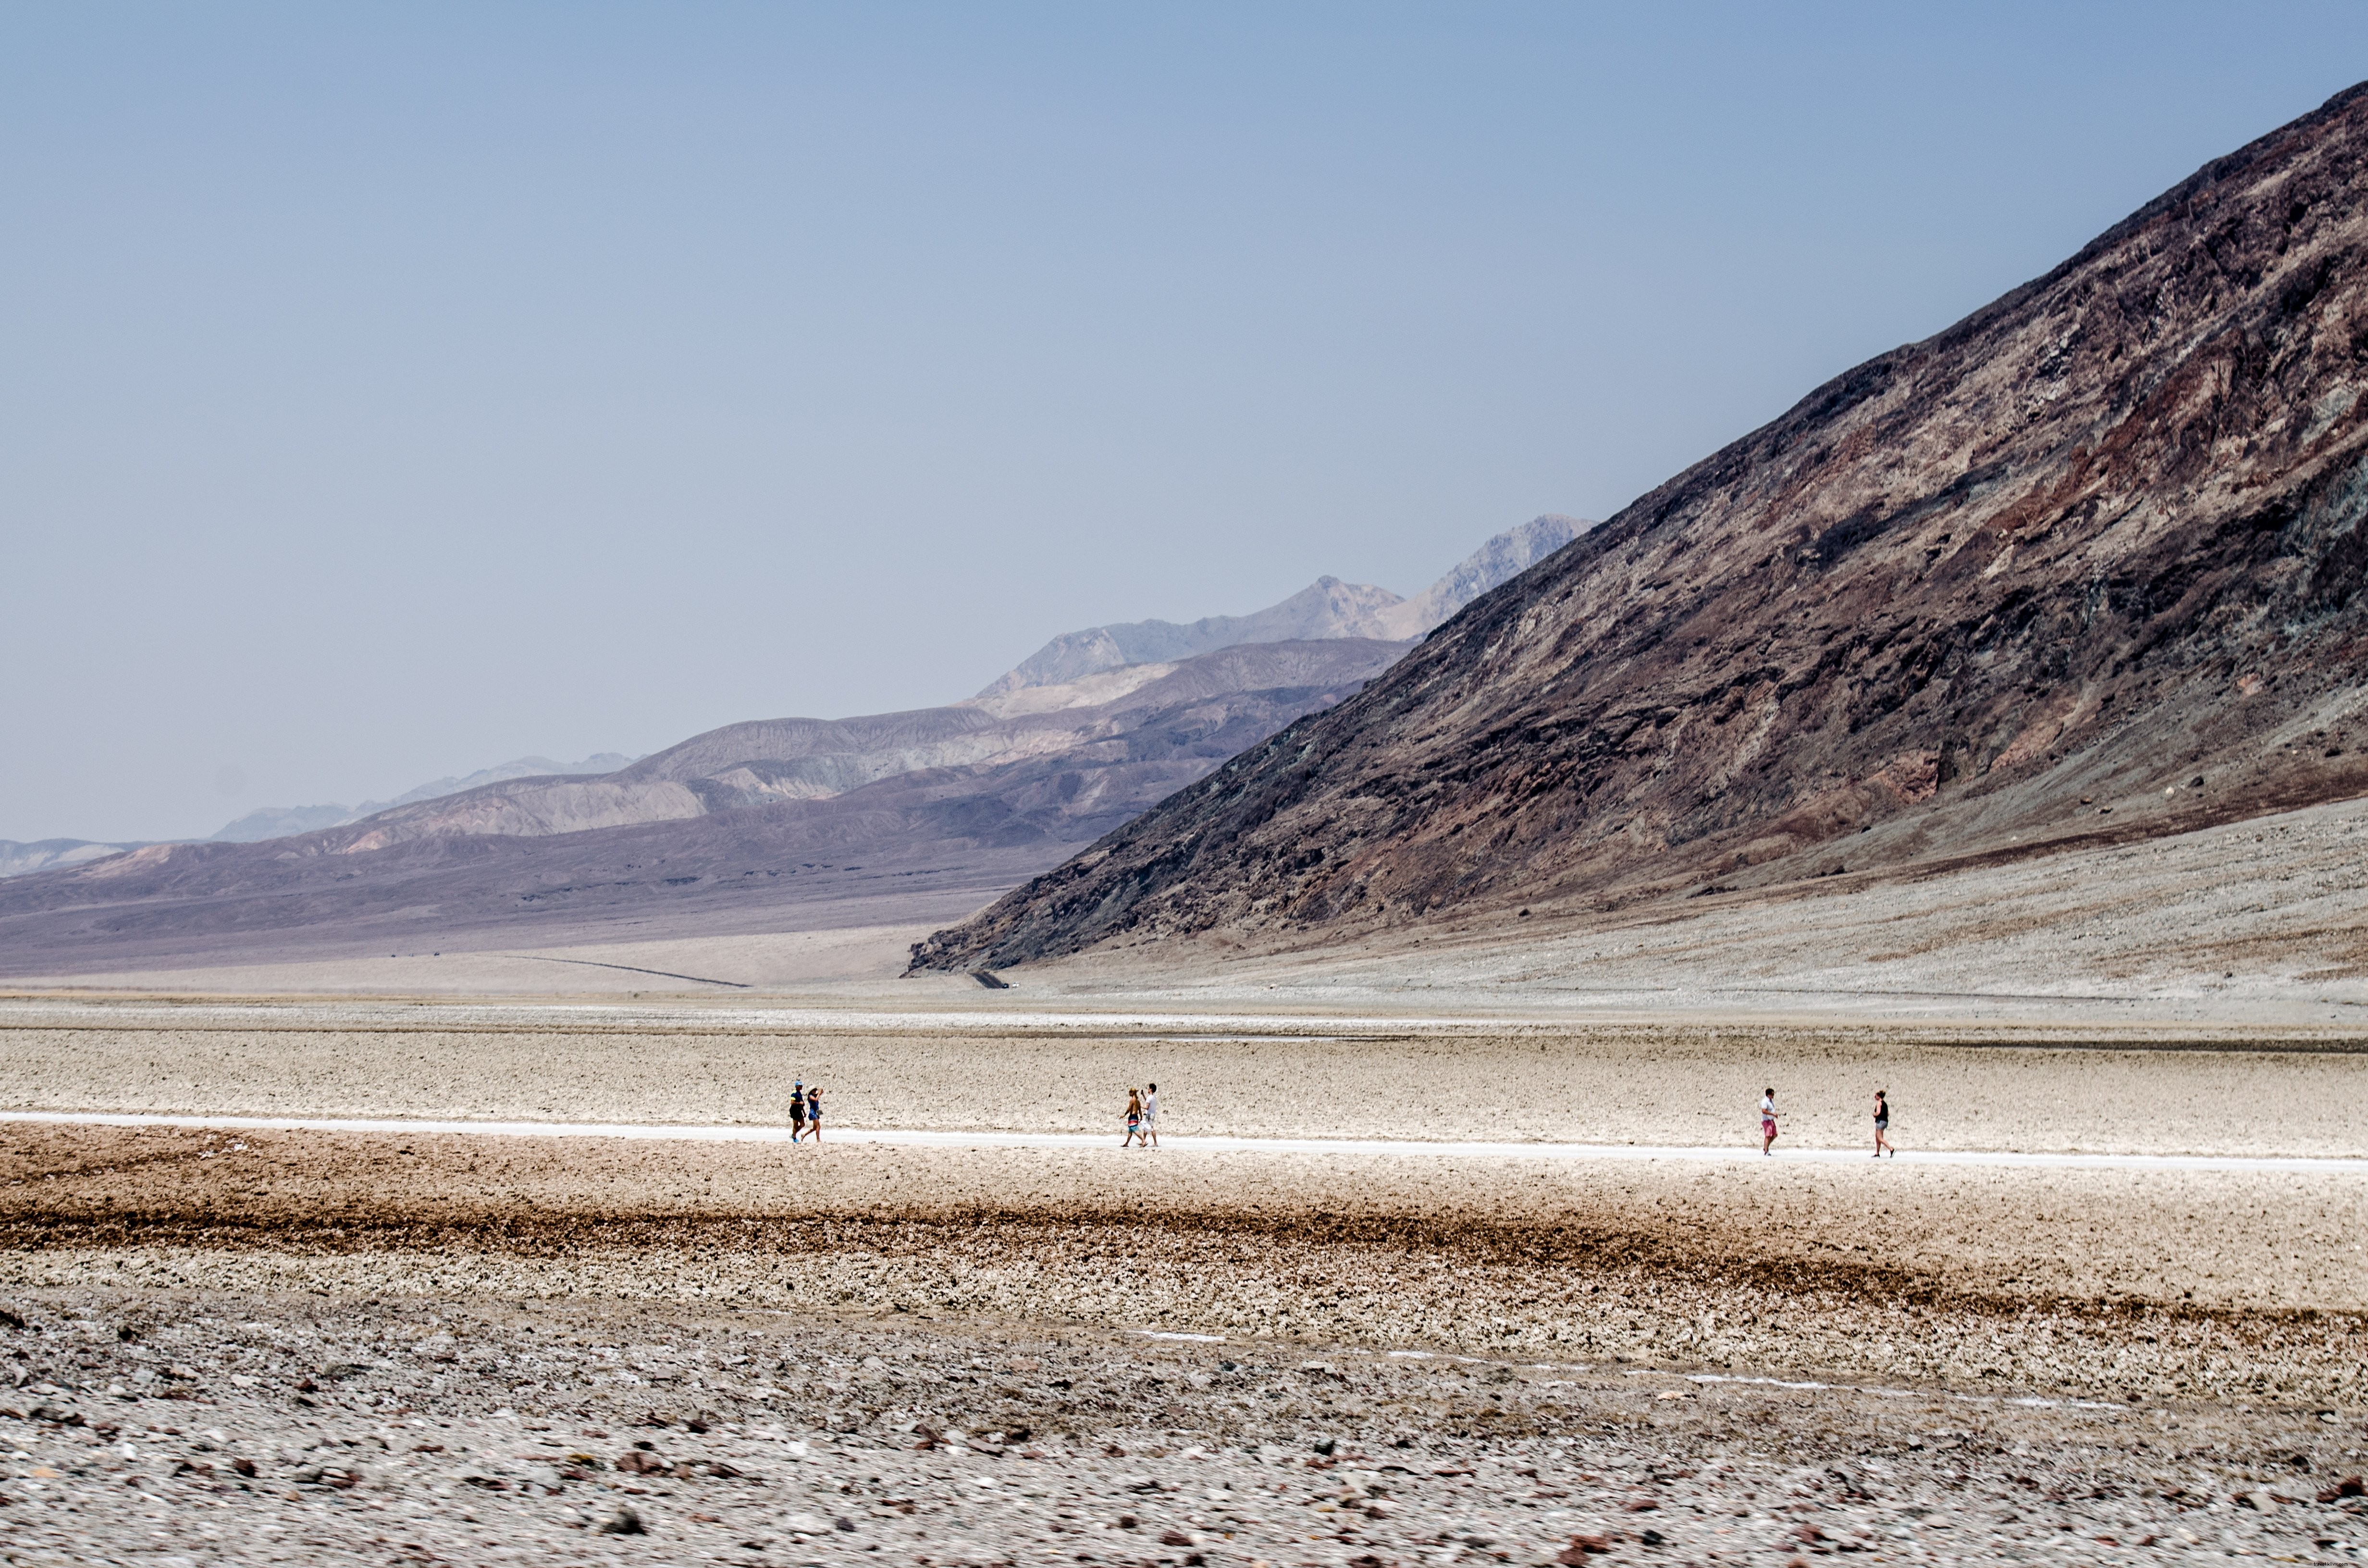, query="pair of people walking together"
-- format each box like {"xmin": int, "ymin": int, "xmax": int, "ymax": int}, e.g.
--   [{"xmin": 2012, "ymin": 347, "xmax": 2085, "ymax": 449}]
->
[
  {"xmin": 789, "ymin": 1080, "xmax": 824, "ymax": 1143},
  {"xmin": 1123, "ymin": 1083, "xmax": 1159, "ymax": 1148}
]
